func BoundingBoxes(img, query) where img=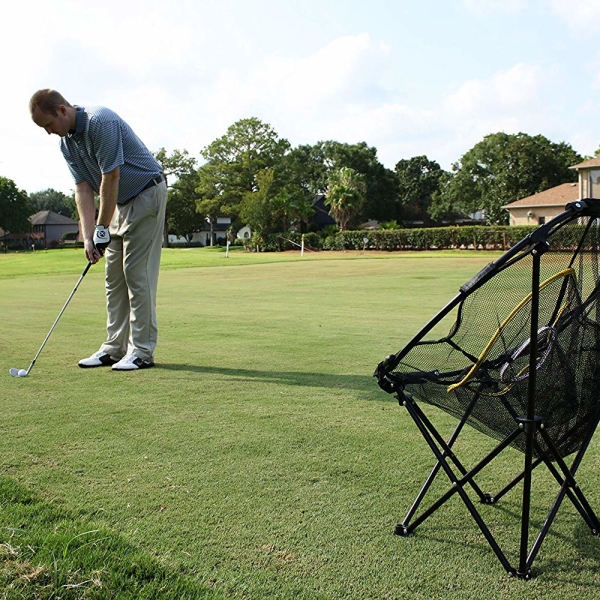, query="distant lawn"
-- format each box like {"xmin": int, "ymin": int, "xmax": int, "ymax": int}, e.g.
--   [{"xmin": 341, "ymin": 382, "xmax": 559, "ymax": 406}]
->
[
  {"xmin": 2, "ymin": 248, "xmax": 600, "ymax": 599},
  {"xmin": 0, "ymin": 245, "xmax": 502, "ymax": 279}
]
